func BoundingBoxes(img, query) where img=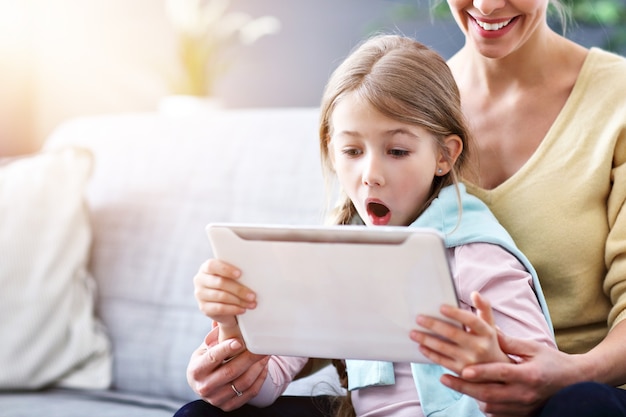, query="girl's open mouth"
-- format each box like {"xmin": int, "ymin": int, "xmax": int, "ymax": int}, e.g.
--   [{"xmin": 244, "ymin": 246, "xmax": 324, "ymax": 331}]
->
[{"xmin": 367, "ymin": 201, "xmax": 391, "ymax": 226}]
